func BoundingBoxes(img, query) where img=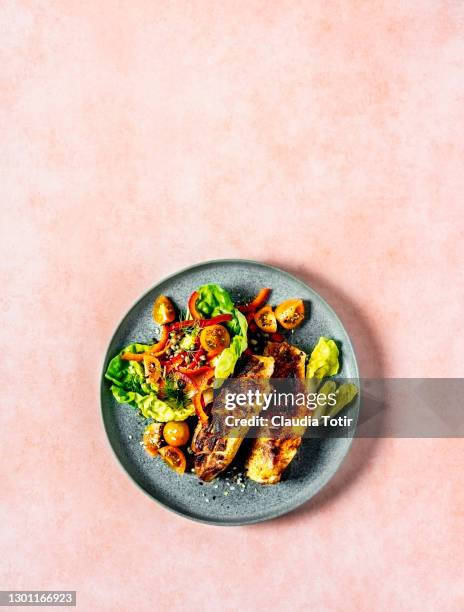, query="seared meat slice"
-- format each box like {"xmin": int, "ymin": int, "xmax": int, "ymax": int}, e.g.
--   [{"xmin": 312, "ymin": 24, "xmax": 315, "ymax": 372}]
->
[
  {"xmin": 263, "ymin": 341, "xmax": 306, "ymax": 379},
  {"xmin": 191, "ymin": 355, "xmax": 274, "ymax": 482},
  {"xmin": 245, "ymin": 341, "xmax": 306, "ymax": 485}
]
